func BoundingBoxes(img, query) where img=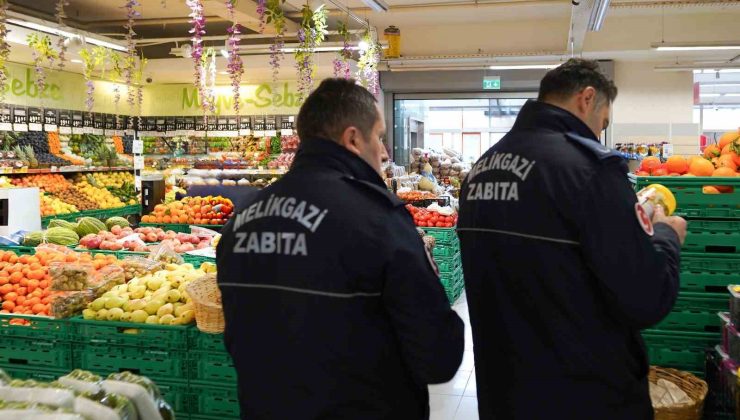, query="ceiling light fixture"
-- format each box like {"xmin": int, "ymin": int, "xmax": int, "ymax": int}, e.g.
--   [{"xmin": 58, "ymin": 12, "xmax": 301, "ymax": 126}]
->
[
  {"xmin": 7, "ymin": 18, "xmax": 127, "ymax": 52},
  {"xmin": 489, "ymin": 64, "xmax": 559, "ymax": 70},
  {"xmin": 70, "ymin": 59, "xmax": 82, "ymax": 63},
  {"xmin": 700, "ymin": 93, "xmax": 721, "ymax": 97},
  {"xmin": 360, "ymin": 0, "xmax": 389, "ymax": 12},
  {"xmin": 723, "ymin": 93, "xmax": 740, "ymax": 97},
  {"xmin": 587, "ymin": 0, "xmax": 611, "ymax": 32},
  {"xmin": 652, "ymin": 42, "xmax": 740, "ymax": 51},
  {"xmin": 220, "ymin": 49, "xmax": 229, "ymax": 58}
]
